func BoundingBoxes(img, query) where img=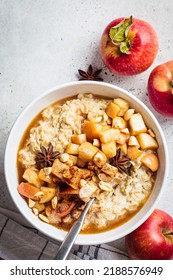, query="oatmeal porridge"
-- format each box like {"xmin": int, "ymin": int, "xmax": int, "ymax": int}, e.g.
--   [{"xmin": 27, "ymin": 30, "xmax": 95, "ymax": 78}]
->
[{"xmin": 17, "ymin": 93, "xmax": 159, "ymax": 233}]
